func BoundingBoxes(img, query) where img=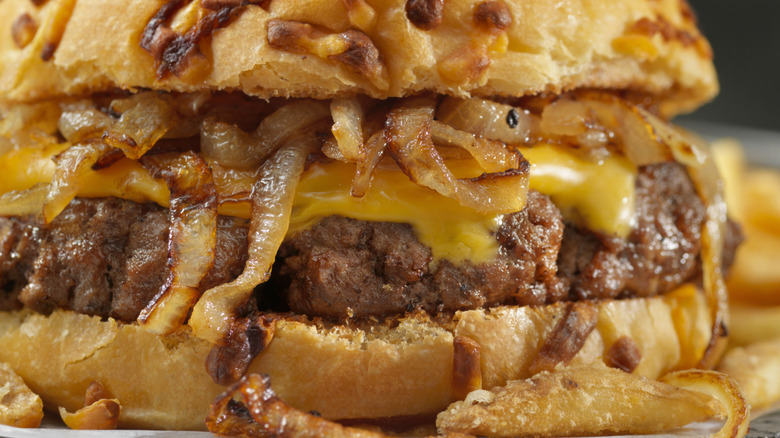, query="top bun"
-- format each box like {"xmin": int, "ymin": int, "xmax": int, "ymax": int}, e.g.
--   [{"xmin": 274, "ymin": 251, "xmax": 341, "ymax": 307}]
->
[{"xmin": 0, "ymin": 0, "xmax": 716, "ymax": 116}]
